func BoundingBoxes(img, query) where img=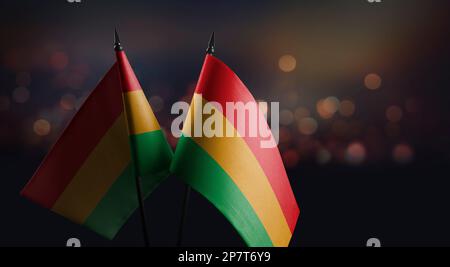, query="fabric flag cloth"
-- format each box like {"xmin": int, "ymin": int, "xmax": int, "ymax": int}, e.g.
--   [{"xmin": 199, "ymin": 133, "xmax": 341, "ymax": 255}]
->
[
  {"xmin": 170, "ymin": 54, "xmax": 300, "ymax": 247},
  {"xmin": 21, "ymin": 52, "xmax": 173, "ymax": 239}
]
